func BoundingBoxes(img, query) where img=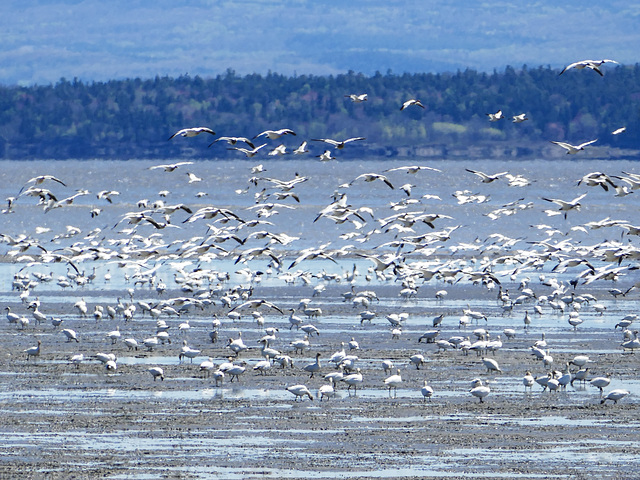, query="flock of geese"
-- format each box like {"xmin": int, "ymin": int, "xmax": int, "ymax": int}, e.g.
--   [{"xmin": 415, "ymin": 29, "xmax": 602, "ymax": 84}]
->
[{"xmin": 3, "ymin": 58, "xmax": 635, "ymax": 407}]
